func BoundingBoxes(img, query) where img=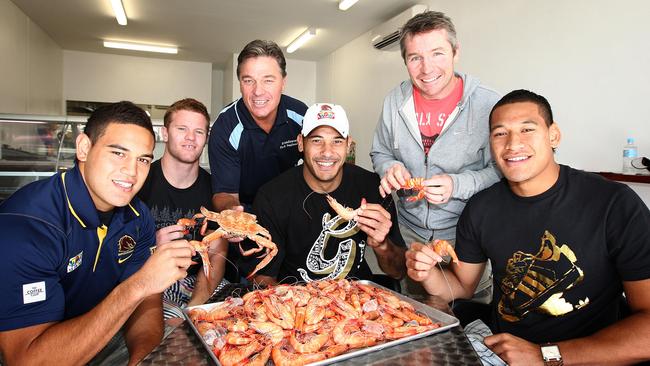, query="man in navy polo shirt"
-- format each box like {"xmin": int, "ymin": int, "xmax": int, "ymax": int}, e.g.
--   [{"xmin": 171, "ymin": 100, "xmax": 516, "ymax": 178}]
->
[
  {"xmin": 208, "ymin": 39, "xmax": 308, "ymax": 213},
  {"xmin": 0, "ymin": 102, "xmax": 194, "ymax": 365}
]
